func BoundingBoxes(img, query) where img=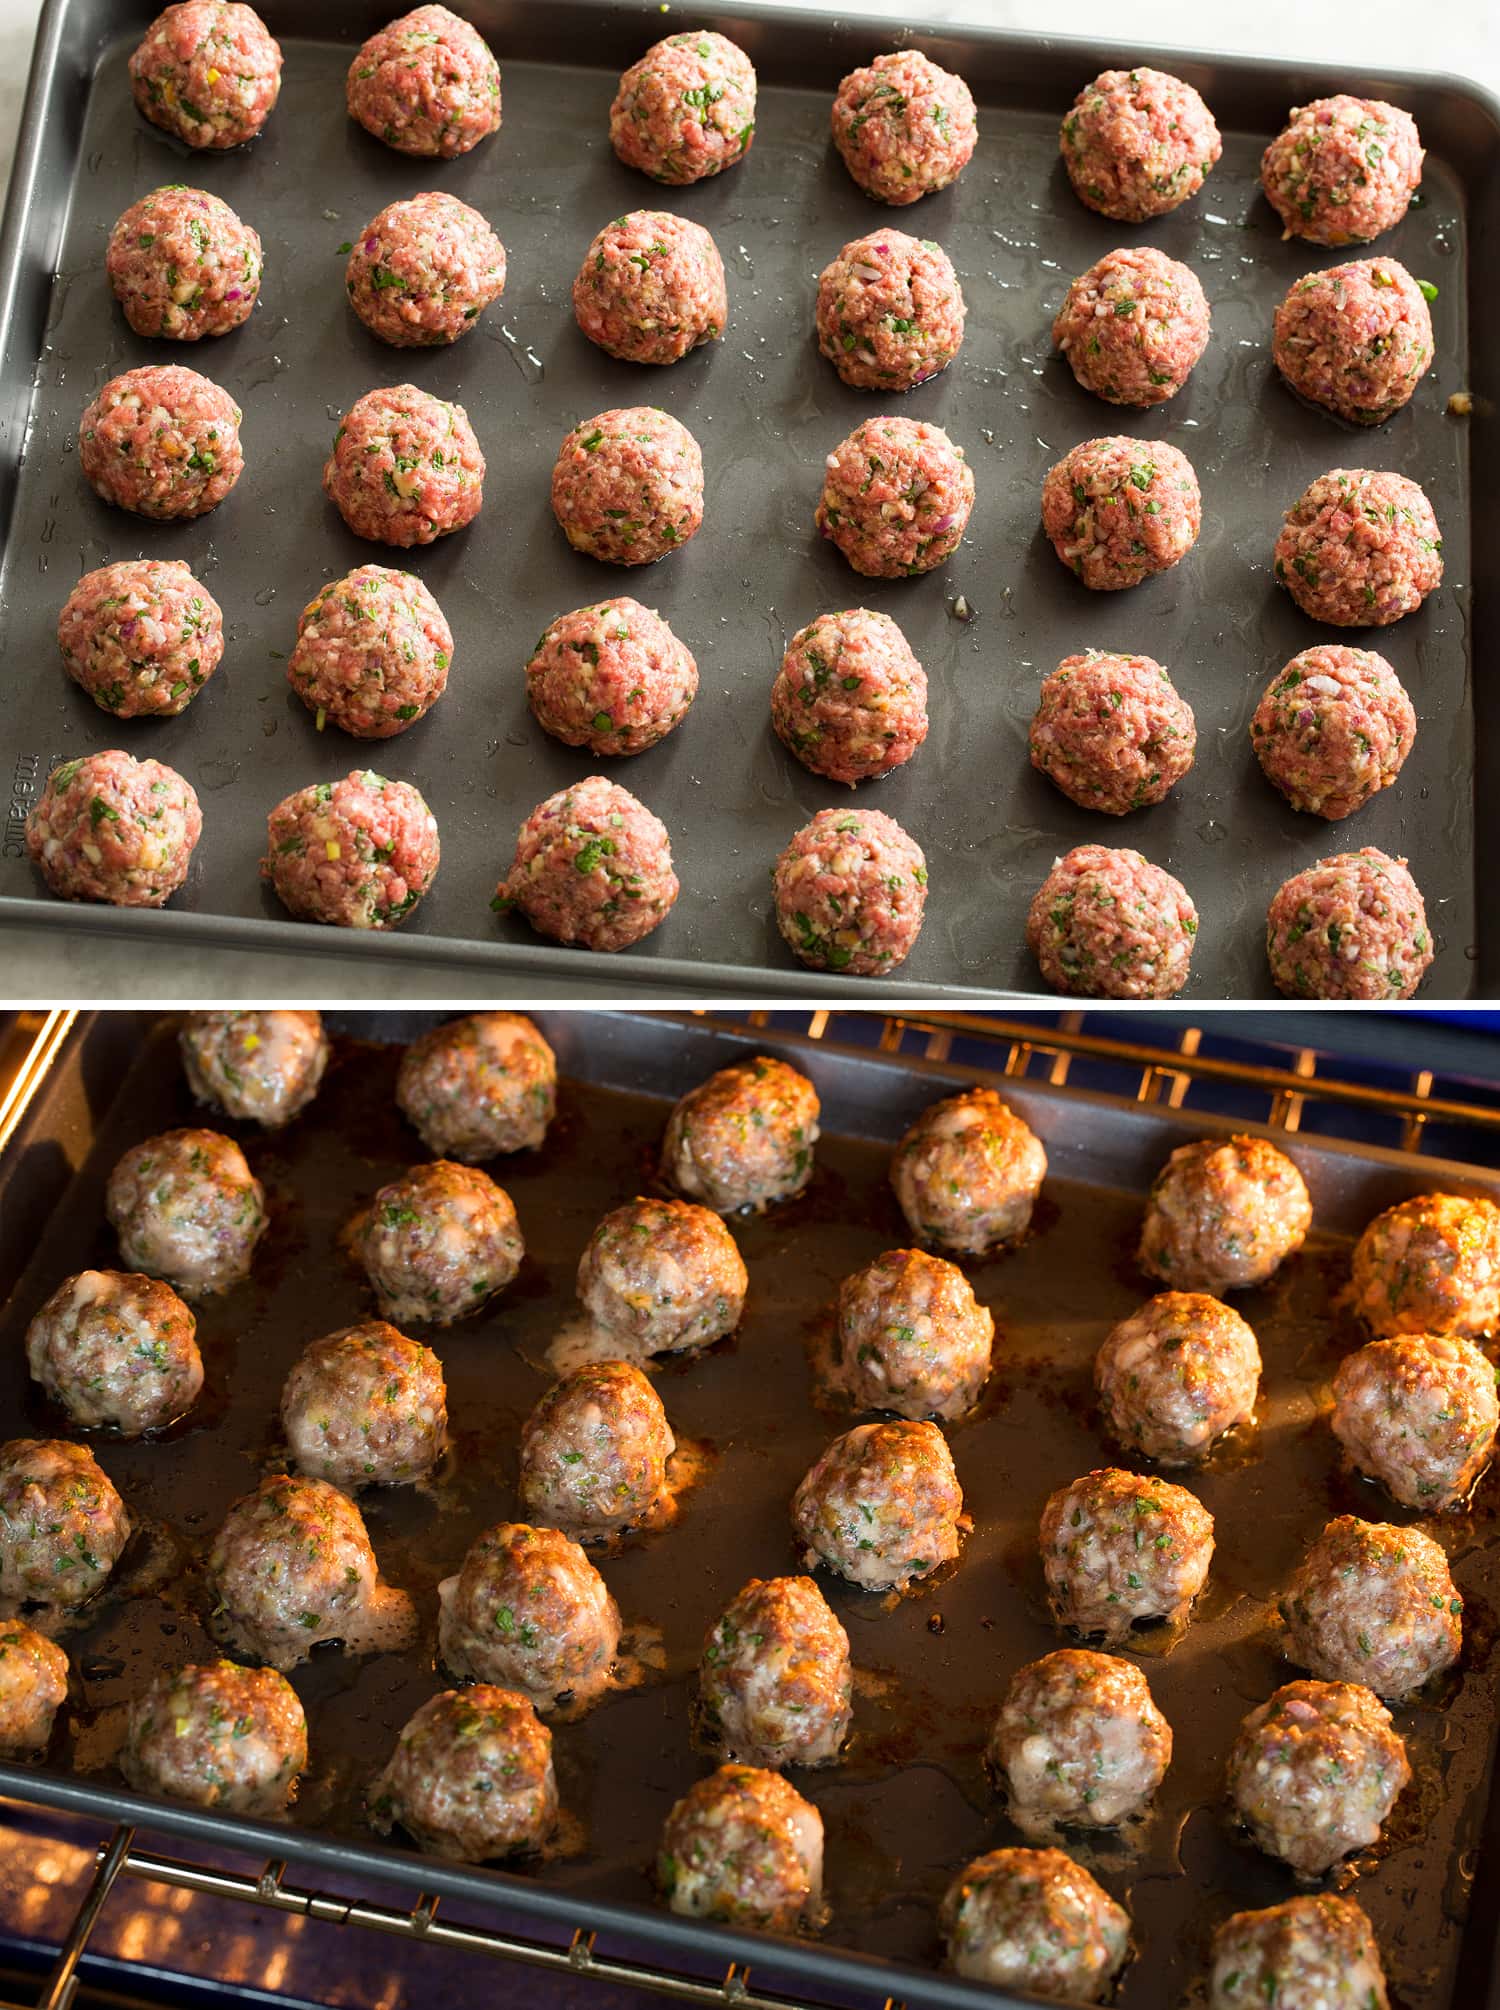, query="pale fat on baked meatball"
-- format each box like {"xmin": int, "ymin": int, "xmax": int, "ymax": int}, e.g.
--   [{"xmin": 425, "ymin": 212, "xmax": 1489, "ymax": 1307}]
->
[
  {"xmin": 941, "ymin": 1847, "xmax": 1130, "ymax": 2002},
  {"xmin": 578, "ymin": 1198, "xmax": 748, "ymax": 1359},
  {"xmin": 518, "ymin": 1361, "xmax": 674, "ymax": 1541},
  {"xmin": 1095, "ymin": 1292, "xmax": 1261, "ymax": 1466},
  {"xmin": 1226, "ymin": 1678, "xmax": 1409, "ymax": 1875},
  {"xmin": 122, "ymin": 1660, "xmax": 306, "ymax": 1813},
  {"xmin": 1040, "ymin": 1467, "xmax": 1214, "ymax": 1644},
  {"xmin": 889, "ymin": 1087, "xmax": 1047, "ymax": 1256},
  {"xmin": 25, "ymin": 1269, "xmax": 202, "ymax": 1436},
  {"xmin": 791, "ymin": 1420, "xmax": 965, "ymax": 1594},
  {"xmin": 661, "ymin": 1056, "xmax": 821, "ymax": 1215},
  {"xmin": 989, "ymin": 1648, "xmax": 1171, "ymax": 1830},
  {"xmin": 438, "ymin": 1522, "xmax": 621, "ymax": 1714},
  {"xmin": 1210, "ymin": 1894, "xmax": 1390, "ymax": 2010},
  {"xmin": 396, "ymin": 1013, "xmax": 557, "ymax": 1161},
  {"xmin": 657, "ymin": 1765, "xmax": 822, "ymax": 1931},
  {"xmin": 280, "ymin": 1321, "xmax": 447, "ymax": 1489},
  {"xmin": 1331, "ymin": 1333, "xmax": 1499, "ymax": 1510},
  {"xmin": 835, "ymin": 1247, "xmax": 994, "ymax": 1420},
  {"xmin": 106, "ymin": 1128, "xmax": 265, "ymax": 1298},
  {"xmin": 0, "ymin": 1439, "xmax": 131, "ymax": 1608},
  {"xmin": 696, "ymin": 1576, "xmax": 852, "ymax": 1770},
  {"xmin": 1350, "ymin": 1191, "xmax": 1500, "ymax": 1339},
  {"xmin": 1281, "ymin": 1515, "xmax": 1461, "ymax": 1700},
  {"xmin": 1139, "ymin": 1136, "xmax": 1313, "ymax": 1293},
  {"xmin": 180, "ymin": 1010, "xmax": 329, "ymax": 1128},
  {"xmin": 371, "ymin": 1687, "xmax": 556, "ymax": 1861},
  {"xmin": 353, "ymin": 1161, "xmax": 523, "ymax": 1327},
  {"xmin": 0, "ymin": 1623, "xmax": 69, "ymax": 1756}
]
